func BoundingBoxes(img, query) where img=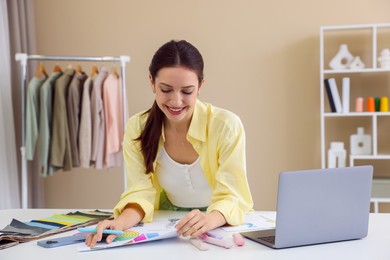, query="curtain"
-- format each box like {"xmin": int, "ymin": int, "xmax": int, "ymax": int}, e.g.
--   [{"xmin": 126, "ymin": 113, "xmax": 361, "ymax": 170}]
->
[
  {"xmin": 0, "ymin": 0, "xmax": 20, "ymax": 209},
  {"xmin": 7, "ymin": 0, "xmax": 45, "ymax": 208}
]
